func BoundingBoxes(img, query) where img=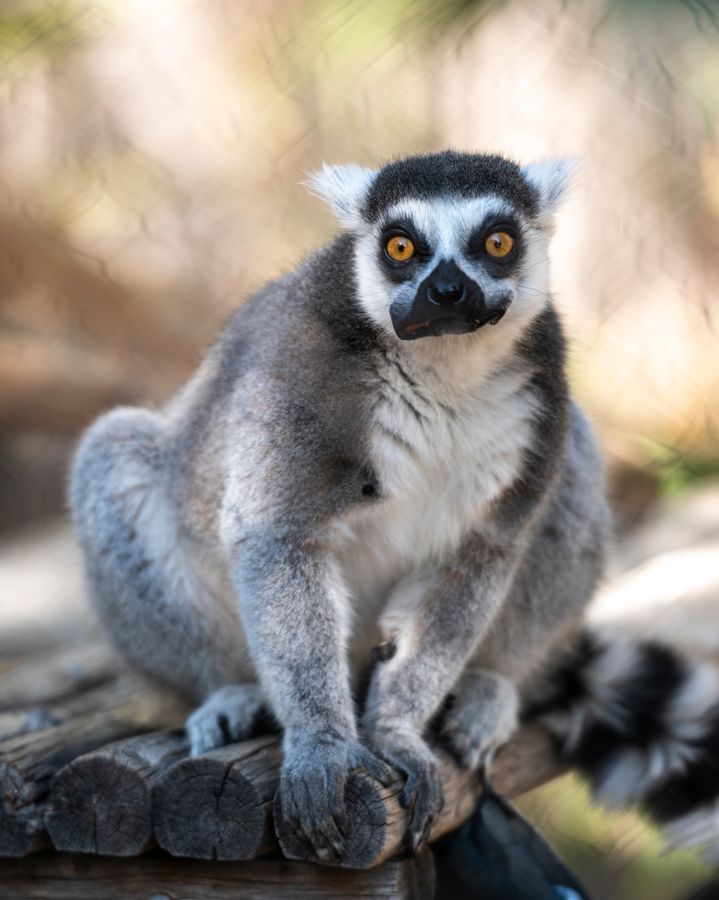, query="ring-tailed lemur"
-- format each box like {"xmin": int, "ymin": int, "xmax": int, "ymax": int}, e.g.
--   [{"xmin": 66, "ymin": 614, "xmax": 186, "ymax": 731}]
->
[{"xmin": 70, "ymin": 151, "xmax": 719, "ymax": 862}]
